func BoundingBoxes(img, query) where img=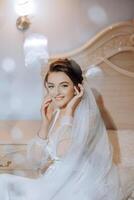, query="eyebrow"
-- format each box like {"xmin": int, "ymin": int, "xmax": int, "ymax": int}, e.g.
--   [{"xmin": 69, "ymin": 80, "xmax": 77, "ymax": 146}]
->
[{"xmin": 47, "ymin": 81, "xmax": 69, "ymax": 85}]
